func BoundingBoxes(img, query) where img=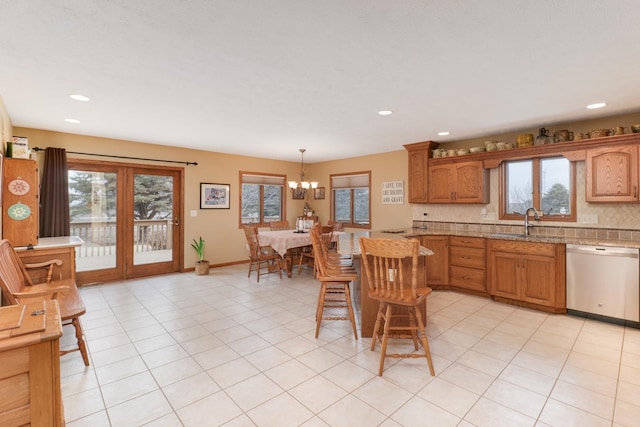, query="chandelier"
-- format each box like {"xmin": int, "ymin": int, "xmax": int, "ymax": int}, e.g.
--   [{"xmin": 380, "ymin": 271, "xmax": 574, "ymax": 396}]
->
[{"xmin": 288, "ymin": 148, "xmax": 318, "ymax": 198}]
